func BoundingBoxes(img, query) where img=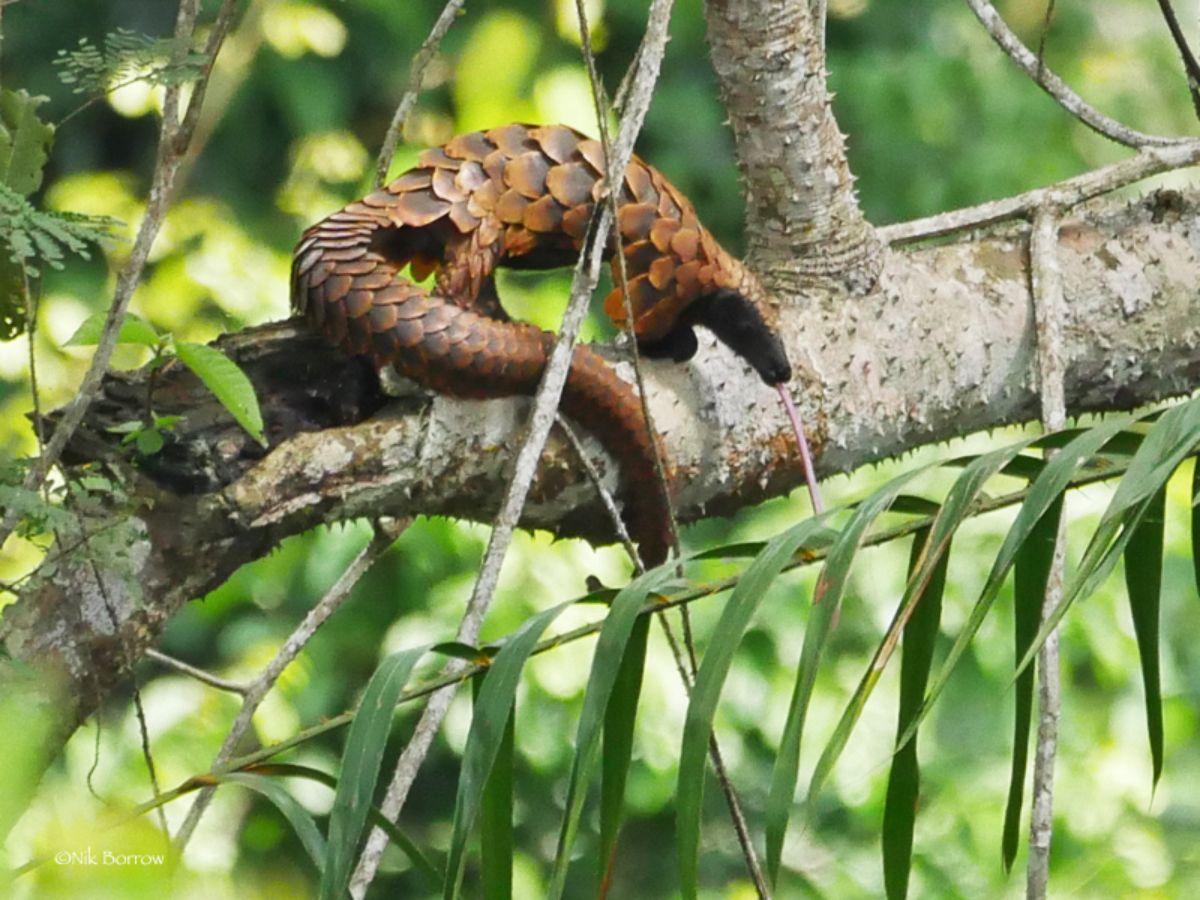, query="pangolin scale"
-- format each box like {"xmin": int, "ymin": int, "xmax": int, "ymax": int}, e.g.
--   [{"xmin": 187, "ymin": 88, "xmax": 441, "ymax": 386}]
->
[{"xmin": 292, "ymin": 123, "xmax": 794, "ymax": 566}]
